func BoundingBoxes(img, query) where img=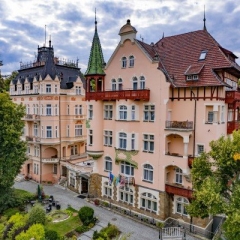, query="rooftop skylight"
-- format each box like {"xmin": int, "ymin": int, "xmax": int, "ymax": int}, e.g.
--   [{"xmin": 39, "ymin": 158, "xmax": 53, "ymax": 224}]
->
[{"xmin": 199, "ymin": 50, "xmax": 207, "ymax": 60}]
